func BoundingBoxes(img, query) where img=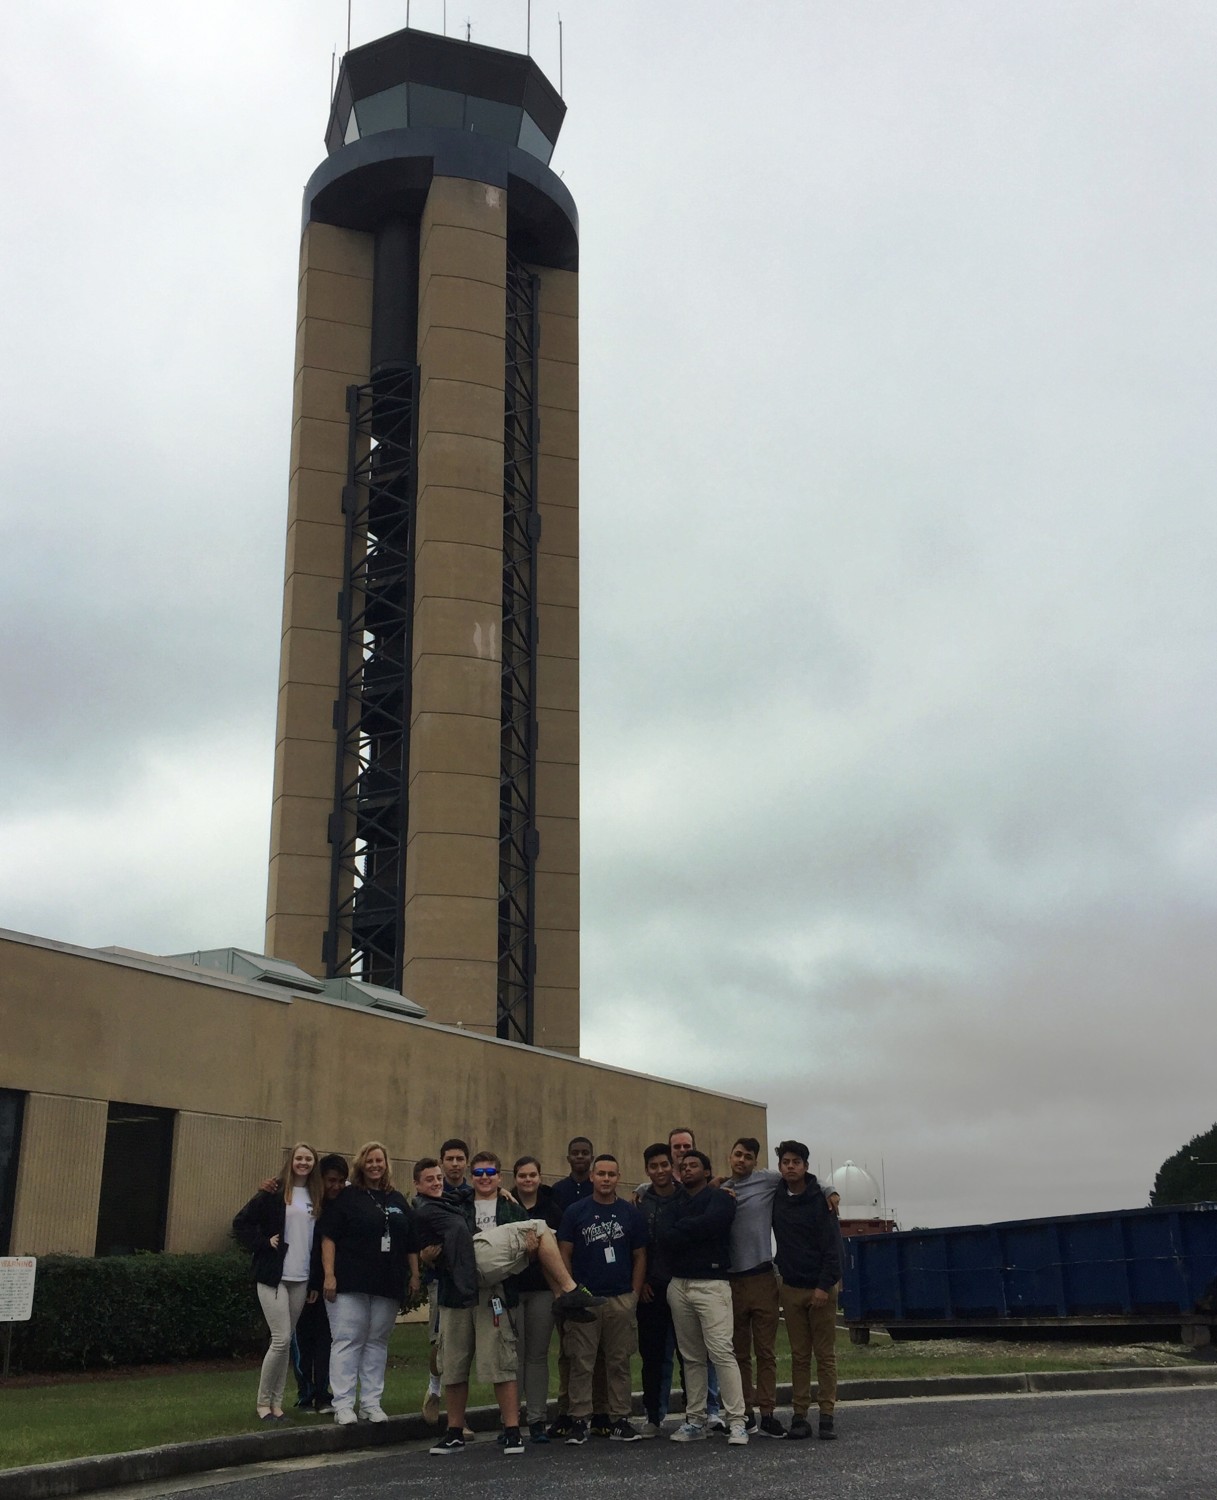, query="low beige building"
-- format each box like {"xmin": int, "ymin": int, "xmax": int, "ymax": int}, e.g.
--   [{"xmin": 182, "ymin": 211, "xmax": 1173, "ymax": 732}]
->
[{"xmin": 0, "ymin": 928, "xmax": 766, "ymax": 1258}]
